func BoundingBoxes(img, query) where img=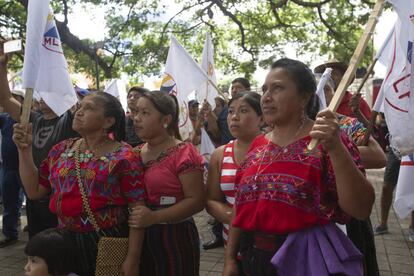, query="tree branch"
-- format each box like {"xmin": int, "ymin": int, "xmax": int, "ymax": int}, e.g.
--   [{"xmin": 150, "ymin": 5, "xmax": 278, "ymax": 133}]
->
[
  {"xmin": 268, "ymin": 0, "xmax": 296, "ymax": 28},
  {"xmin": 55, "ymin": 21, "xmax": 112, "ymax": 77},
  {"xmin": 269, "ymin": 0, "xmax": 288, "ymax": 9},
  {"xmin": 209, "ymin": 0, "xmax": 257, "ymax": 58},
  {"xmin": 317, "ymin": 5, "xmax": 339, "ymax": 37},
  {"xmin": 62, "ymin": 0, "xmax": 68, "ymax": 25},
  {"xmin": 317, "ymin": 6, "xmax": 354, "ymax": 51},
  {"xmin": 157, "ymin": 2, "xmax": 205, "ymax": 54},
  {"xmin": 291, "ymin": 0, "xmax": 332, "ymax": 8},
  {"xmin": 16, "ymin": 0, "xmax": 114, "ymax": 77}
]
